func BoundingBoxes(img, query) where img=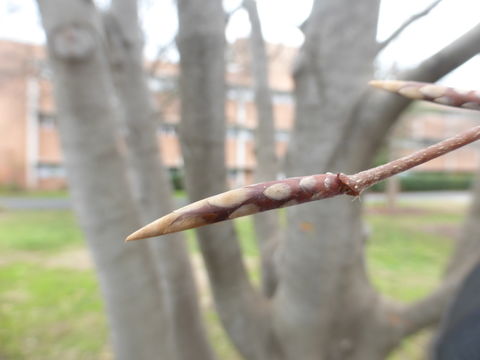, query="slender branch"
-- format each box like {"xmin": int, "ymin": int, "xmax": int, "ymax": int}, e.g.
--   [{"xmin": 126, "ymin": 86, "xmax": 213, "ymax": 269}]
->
[
  {"xmin": 126, "ymin": 81, "xmax": 480, "ymax": 240},
  {"xmin": 176, "ymin": 1, "xmax": 276, "ymax": 358},
  {"xmin": 105, "ymin": 2, "xmax": 216, "ymax": 359},
  {"xmin": 377, "ymin": 0, "xmax": 443, "ymax": 53},
  {"xmin": 147, "ymin": 38, "xmax": 176, "ymax": 77},
  {"xmin": 244, "ymin": 0, "xmax": 281, "ymax": 297},
  {"xmin": 225, "ymin": 3, "xmax": 243, "ymax": 24},
  {"xmin": 340, "ymin": 21, "xmax": 480, "ymax": 172},
  {"xmin": 349, "ymin": 124, "xmax": 480, "ymax": 191}
]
